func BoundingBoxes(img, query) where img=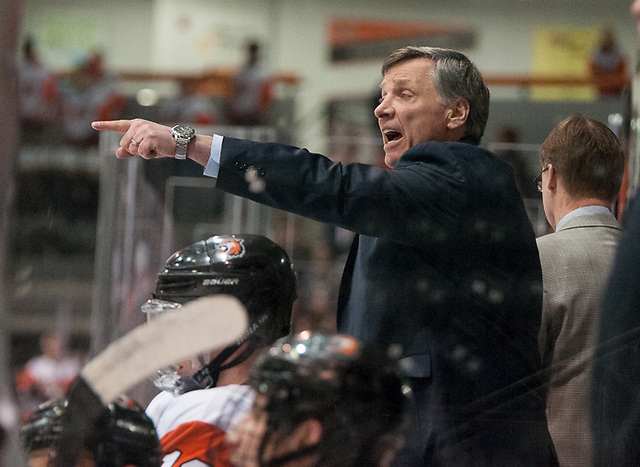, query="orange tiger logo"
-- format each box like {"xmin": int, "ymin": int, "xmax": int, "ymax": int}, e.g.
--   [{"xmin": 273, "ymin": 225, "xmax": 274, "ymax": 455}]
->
[{"xmin": 216, "ymin": 238, "xmax": 245, "ymax": 258}]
